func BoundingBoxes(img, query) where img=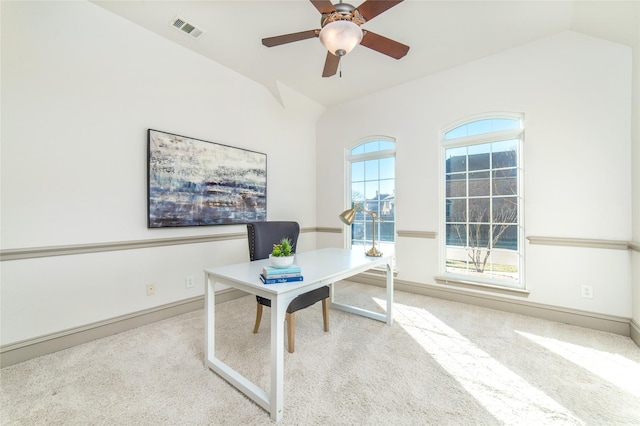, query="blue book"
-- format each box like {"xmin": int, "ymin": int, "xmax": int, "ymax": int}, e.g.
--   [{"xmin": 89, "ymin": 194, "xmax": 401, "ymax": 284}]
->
[
  {"xmin": 260, "ymin": 275, "xmax": 304, "ymax": 284},
  {"xmin": 262, "ymin": 264, "xmax": 302, "ymax": 276},
  {"xmin": 260, "ymin": 272, "xmax": 302, "ymax": 279}
]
